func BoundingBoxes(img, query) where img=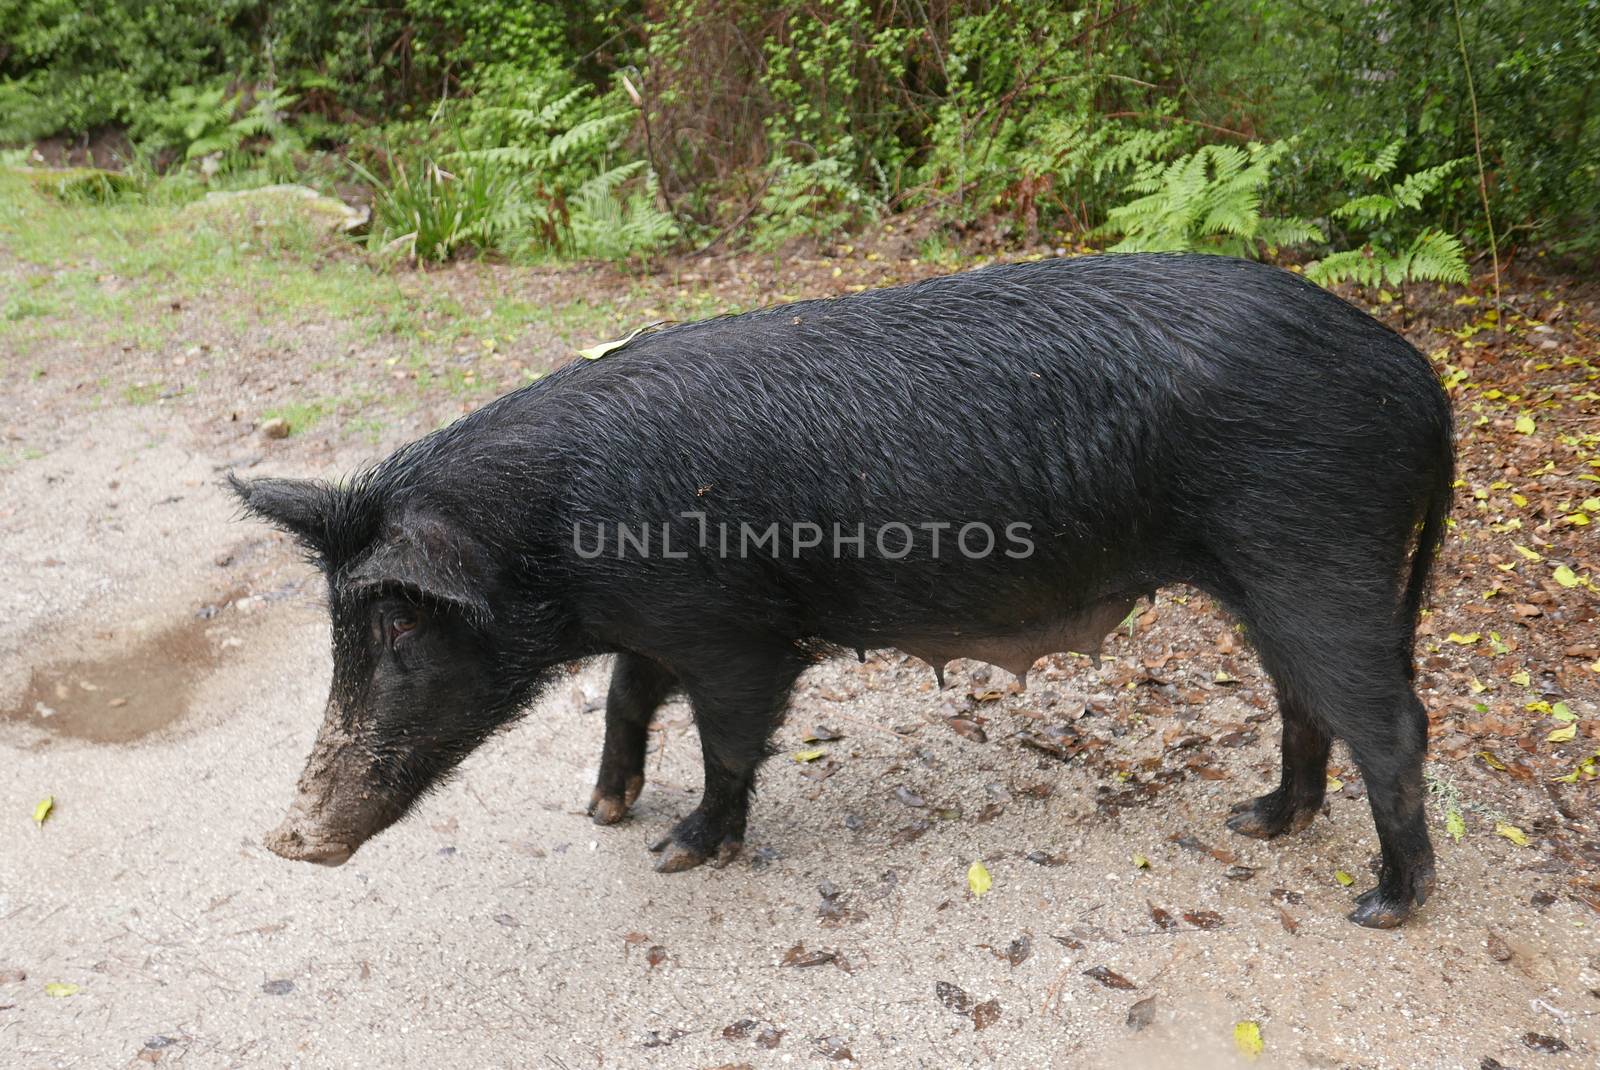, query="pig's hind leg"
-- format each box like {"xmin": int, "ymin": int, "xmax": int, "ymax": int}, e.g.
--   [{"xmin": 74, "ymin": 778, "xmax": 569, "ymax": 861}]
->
[
  {"xmin": 1225, "ymin": 687, "xmax": 1331, "ymax": 839},
  {"xmin": 589, "ymin": 653, "xmax": 678, "ymax": 826},
  {"xmin": 650, "ymin": 645, "xmax": 808, "ymax": 873},
  {"xmin": 1230, "ymin": 592, "xmax": 1436, "ymax": 928}
]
